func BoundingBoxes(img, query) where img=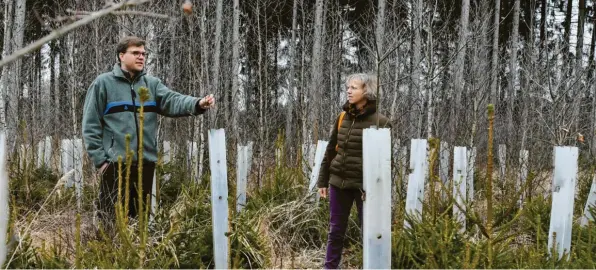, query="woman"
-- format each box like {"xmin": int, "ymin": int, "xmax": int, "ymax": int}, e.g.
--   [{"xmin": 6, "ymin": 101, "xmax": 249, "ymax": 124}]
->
[{"xmin": 317, "ymin": 73, "xmax": 391, "ymax": 269}]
